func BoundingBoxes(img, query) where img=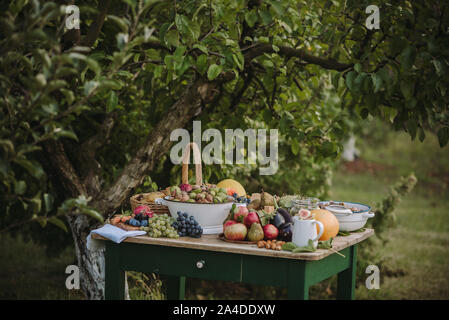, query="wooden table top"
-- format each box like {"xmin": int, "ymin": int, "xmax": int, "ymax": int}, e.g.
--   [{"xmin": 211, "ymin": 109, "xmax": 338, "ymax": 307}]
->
[{"xmin": 92, "ymin": 228, "xmax": 374, "ymax": 261}]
